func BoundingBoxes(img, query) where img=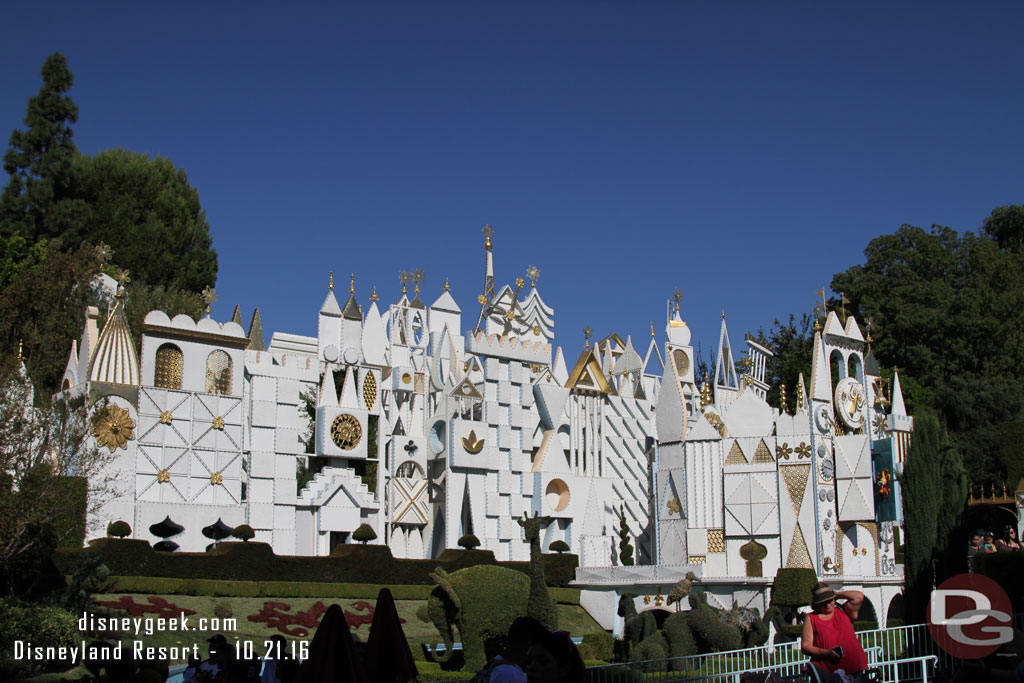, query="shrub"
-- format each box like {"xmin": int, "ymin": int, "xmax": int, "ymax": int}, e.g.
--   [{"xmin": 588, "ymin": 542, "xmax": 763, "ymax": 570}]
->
[
  {"xmin": 457, "ymin": 534, "xmax": 480, "ymax": 550},
  {"xmin": 107, "ymin": 520, "xmax": 132, "ymax": 538},
  {"xmin": 213, "ymin": 601, "xmax": 233, "ymax": 619},
  {"xmin": 352, "ymin": 523, "xmax": 377, "ymax": 544},
  {"xmin": 770, "ymin": 567, "xmax": 818, "ymax": 606},
  {"xmin": 232, "ymin": 525, "xmax": 255, "ymax": 542},
  {"xmin": 579, "ymin": 630, "xmax": 615, "ymax": 662},
  {"xmin": 549, "ymin": 540, "xmax": 570, "ymax": 554},
  {"xmin": 0, "ymin": 599, "xmax": 78, "ymax": 679}
]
